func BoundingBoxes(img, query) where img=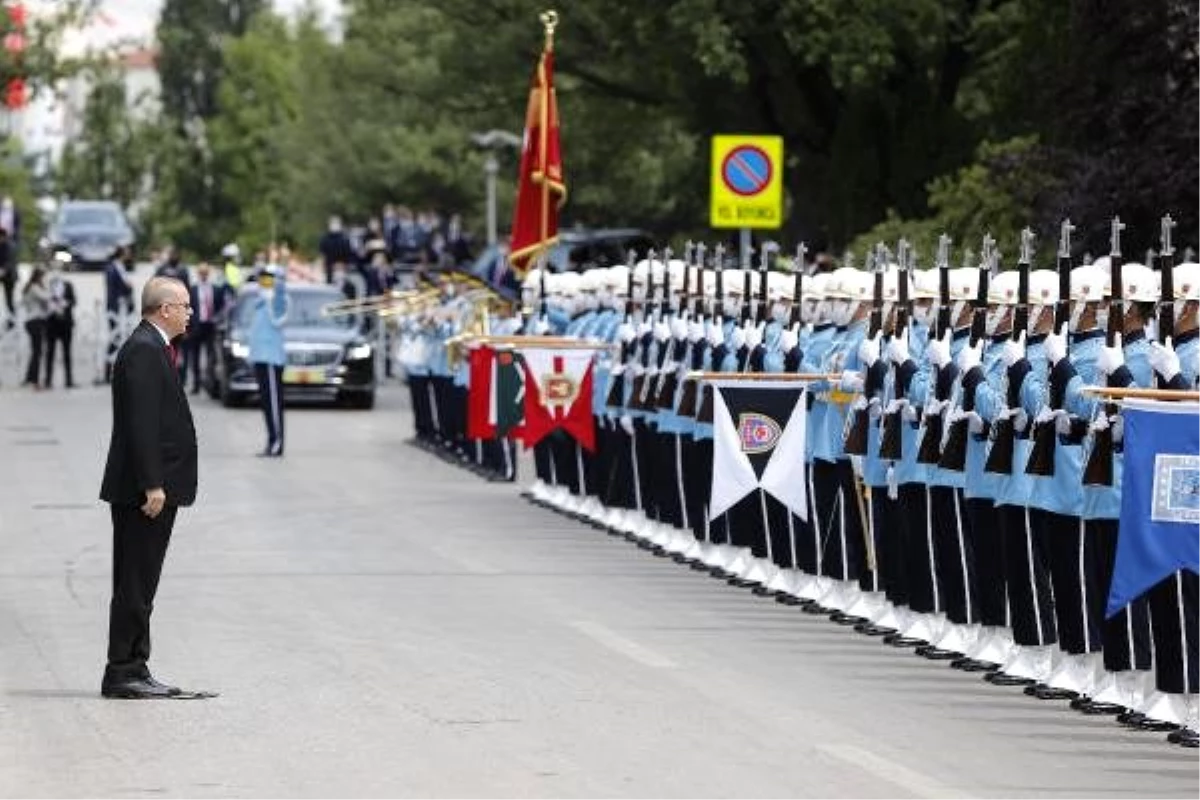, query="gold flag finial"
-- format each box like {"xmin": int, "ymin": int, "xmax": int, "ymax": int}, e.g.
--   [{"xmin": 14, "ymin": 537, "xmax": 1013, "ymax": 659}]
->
[{"xmin": 540, "ymin": 10, "xmax": 558, "ymax": 49}]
